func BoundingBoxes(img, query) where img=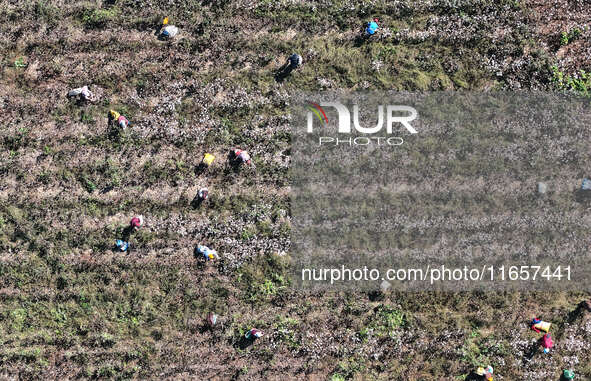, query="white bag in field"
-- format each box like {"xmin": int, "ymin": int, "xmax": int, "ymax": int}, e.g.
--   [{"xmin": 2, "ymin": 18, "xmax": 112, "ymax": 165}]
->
[
  {"xmin": 68, "ymin": 85, "xmax": 92, "ymax": 100},
  {"xmin": 68, "ymin": 87, "xmax": 83, "ymax": 97}
]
